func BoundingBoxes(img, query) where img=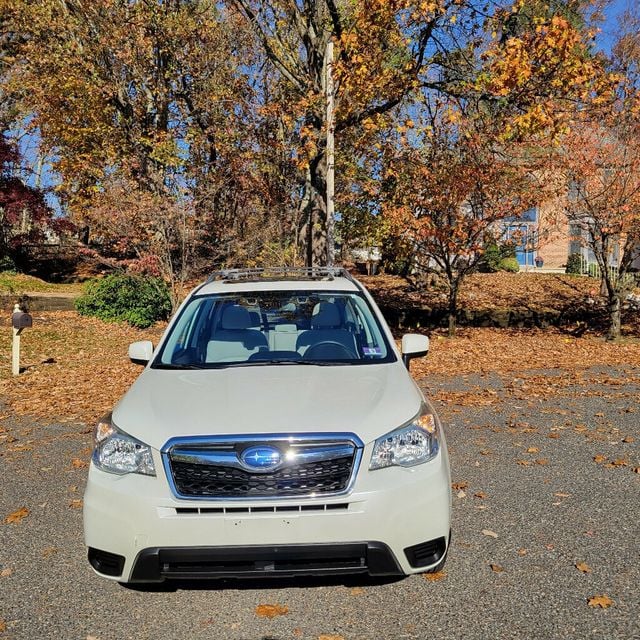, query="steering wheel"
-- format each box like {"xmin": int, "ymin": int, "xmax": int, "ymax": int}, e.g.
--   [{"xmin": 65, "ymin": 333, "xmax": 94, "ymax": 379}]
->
[{"xmin": 303, "ymin": 341, "xmax": 359, "ymax": 360}]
